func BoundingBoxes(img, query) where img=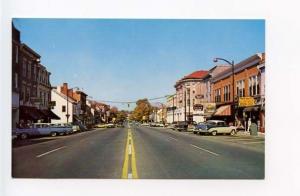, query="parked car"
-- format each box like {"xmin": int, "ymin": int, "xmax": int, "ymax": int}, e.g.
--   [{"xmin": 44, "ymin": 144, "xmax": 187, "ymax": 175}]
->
[
  {"xmin": 116, "ymin": 123, "xmax": 125, "ymax": 128},
  {"xmin": 94, "ymin": 124, "xmax": 107, "ymax": 128},
  {"xmin": 193, "ymin": 120, "xmax": 237, "ymax": 136},
  {"xmin": 72, "ymin": 125, "xmax": 80, "ymax": 133},
  {"xmin": 167, "ymin": 122, "xmax": 177, "ymax": 130},
  {"xmin": 156, "ymin": 123, "xmax": 165, "ymax": 127},
  {"xmin": 141, "ymin": 123, "xmax": 150, "ymax": 127},
  {"xmin": 174, "ymin": 121, "xmax": 188, "ymax": 131},
  {"xmin": 47, "ymin": 123, "xmax": 73, "ymax": 136},
  {"xmin": 106, "ymin": 123, "xmax": 115, "ymax": 128},
  {"xmin": 78, "ymin": 123, "xmax": 88, "ymax": 131},
  {"xmin": 15, "ymin": 127, "xmax": 40, "ymax": 140}
]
